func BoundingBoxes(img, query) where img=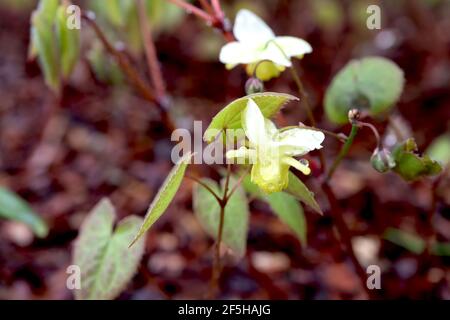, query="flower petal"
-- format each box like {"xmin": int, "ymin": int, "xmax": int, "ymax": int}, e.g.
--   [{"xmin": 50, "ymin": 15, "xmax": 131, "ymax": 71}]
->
[
  {"xmin": 251, "ymin": 159, "xmax": 290, "ymax": 193},
  {"xmin": 233, "ymin": 9, "xmax": 275, "ymax": 47},
  {"xmin": 264, "ymin": 118, "xmax": 278, "ymax": 139},
  {"xmin": 242, "ymin": 98, "xmax": 267, "ymax": 146},
  {"xmin": 273, "ymin": 36, "xmax": 312, "ymax": 59},
  {"xmin": 277, "ymin": 128, "xmax": 325, "ymax": 156},
  {"xmin": 259, "ymin": 41, "xmax": 292, "ymax": 67},
  {"xmin": 226, "ymin": 146, "xmax": 256, "ymax": 163},
  {"xmin": 283, "ymin": 157, "xmax": 311, "ymax": 175},
  {"xmin": 246, "ymin": 61, "xmax": 284, "ymax": 81},
  {"xmin": 219, "ymin": 41, "xmax": 259, "ymax": 65}
]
